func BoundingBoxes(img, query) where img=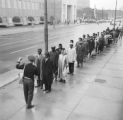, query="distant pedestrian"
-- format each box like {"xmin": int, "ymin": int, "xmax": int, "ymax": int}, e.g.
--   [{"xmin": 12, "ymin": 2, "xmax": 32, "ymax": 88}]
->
[
  {"xmin": 16, "ymin": 55, "xmax": 38, "ymax": 109},
  {"xmin": 67, "ymin": 43, "xmax": 76, "ymax": 75},
  {"xmin": 112, "ymin": 28, "xmax": 117, "ymax": 43},
  {"xmin": 120, "ymin": 27, "xmax": 123, "ymax": 39},
  {"xmin": 76, "ymin": 41, "xmax": 85, "ymax": 67},
  {"xmin": 95, "ymin": 34, "xmax": 99, "ymax": 54},
  {"xmin": 87, "ymin": 35, "xmax": 92, "ymax": 57}
]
